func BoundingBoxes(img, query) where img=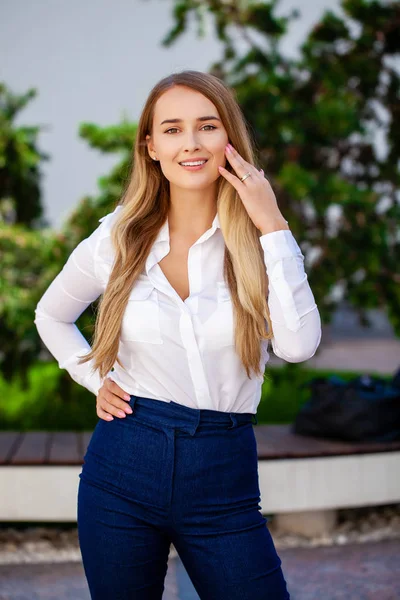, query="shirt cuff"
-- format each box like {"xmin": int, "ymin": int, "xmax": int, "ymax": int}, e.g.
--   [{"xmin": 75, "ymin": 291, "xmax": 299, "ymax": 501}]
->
[
  {"xmin": 259, "ymin": 229, "xmax": 304, "ymax": 264},
  {"xmin": 59, "ymin": 348, "xmax": 105, "ymax": 397}
]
